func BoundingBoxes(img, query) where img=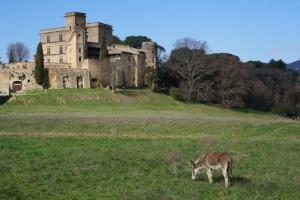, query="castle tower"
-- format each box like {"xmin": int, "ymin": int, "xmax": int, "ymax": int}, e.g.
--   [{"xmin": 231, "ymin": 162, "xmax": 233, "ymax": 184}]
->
[
  {"xmin": 141, "ymin": 42, "xmax": 157, "ymax": 69},
  {"xmin": 64, "ymin": 12, "xmax": 87, "ymax": 68}
]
